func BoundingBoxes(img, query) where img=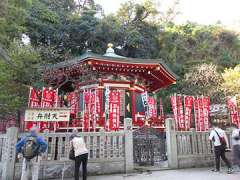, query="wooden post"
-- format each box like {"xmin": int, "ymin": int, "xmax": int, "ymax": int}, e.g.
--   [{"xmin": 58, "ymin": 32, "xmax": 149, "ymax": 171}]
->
[
  {"xmin": 2, "ymin": 127, "xmax": 18, "ymax": 180},
  {"xmin": 124, "ymin": 118, "xmax": 134, "ymax": 173},
  {"xmin": 99, "ymin": 128, "xmax": 105, "ymax": 159},
  {"xmin": 166, "ymin": 118, "xmax": 178, "ymax": 168}
]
